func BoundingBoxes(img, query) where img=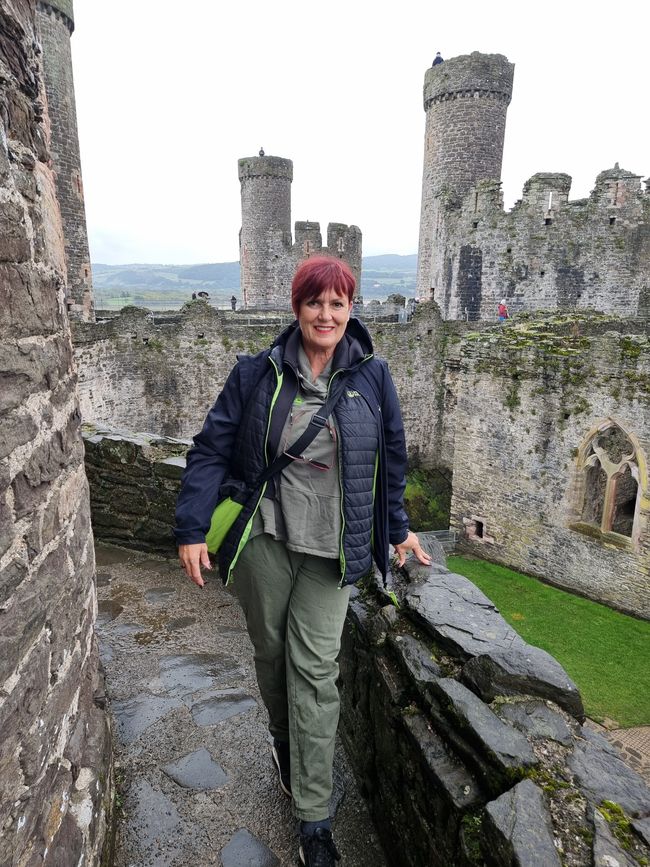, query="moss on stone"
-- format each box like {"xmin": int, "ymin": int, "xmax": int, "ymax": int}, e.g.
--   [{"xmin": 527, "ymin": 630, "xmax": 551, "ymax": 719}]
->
[
  {"xmin": 598, "ymin": 800, "xmax": 633, "ymax": 850},
  {"xmin": 460, "ymin": 812, "xmax": 484, "ymax": 865}
]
